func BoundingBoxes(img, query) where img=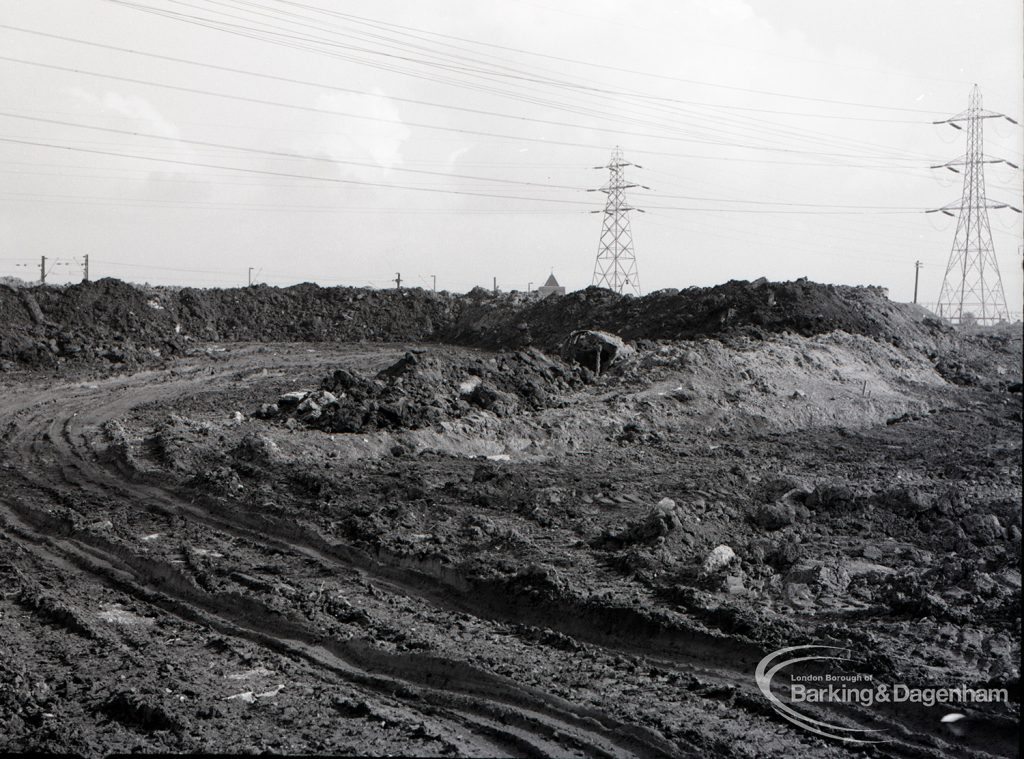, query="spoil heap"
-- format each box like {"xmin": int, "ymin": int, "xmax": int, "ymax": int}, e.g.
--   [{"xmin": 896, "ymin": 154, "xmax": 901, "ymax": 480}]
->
[
  {"xmin": 258, "ymin": 348, "xmax": 585, "ymax": 433},
  {"xmin": 1, "ymin": 276, "xmax": 963, "ymax": 370},
  {"xmin": 444, "ymin": 279, "xmax": 953, "ymax": 351}
]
